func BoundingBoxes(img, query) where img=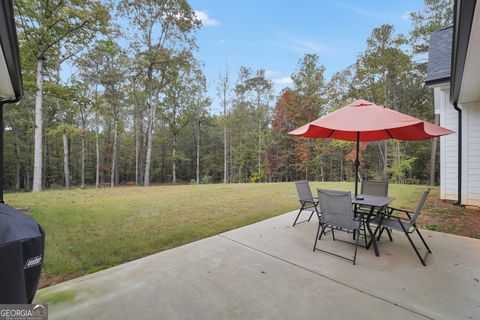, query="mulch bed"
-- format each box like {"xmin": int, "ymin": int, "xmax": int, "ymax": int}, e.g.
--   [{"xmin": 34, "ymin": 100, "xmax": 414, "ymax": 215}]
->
[{"xmin": 418, "ymin": 189, "xmax": 480, "ymax": 239}]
